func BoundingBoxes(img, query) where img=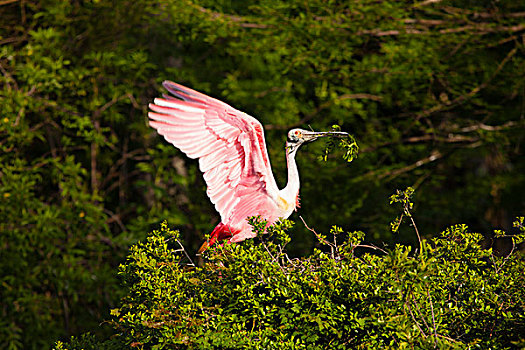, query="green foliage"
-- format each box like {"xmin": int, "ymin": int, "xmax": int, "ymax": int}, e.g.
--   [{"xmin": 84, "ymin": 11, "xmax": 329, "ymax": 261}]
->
[
  {"xmin": 320, "ymin": 125, "xmax": 359, "ymax": 163},
  {"xmin": 53, "ymin": 333, "xmax": 124, "ymax": 350},
  {"xmin": 389, "ymin": 187, "xmax": 416, "ymax": 234},
  {"xmin": 58, "ymin": 216, "xmax": 525, "ymax": 349},
  {"xmin": 1, "ymin": 0, "xmax": 524, "ymax": 348},
  {"xmin": 0, "ymin": 157, "xmax": 117, "ymax": 348},
  {"xmin": 0, "ymin": 1, "xmax": 163, "ymax": 348}
]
